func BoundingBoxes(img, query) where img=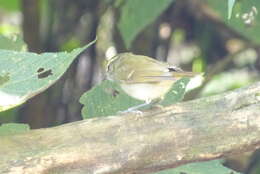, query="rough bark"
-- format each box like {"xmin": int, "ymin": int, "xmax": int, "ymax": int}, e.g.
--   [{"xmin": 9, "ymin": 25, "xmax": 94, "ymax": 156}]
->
[{"xmin": 1, "ymin": 82, "xmax": 260, "ymax": 174}]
